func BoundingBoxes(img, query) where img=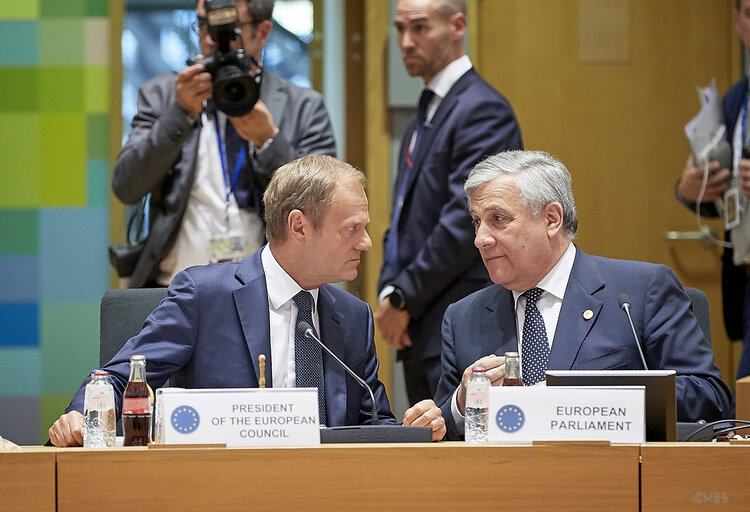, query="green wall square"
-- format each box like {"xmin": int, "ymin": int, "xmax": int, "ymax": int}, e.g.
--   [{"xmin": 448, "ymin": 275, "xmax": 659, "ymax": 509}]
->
[
  {"xmin": 85, "ymin": 0, "xmax": 108, "ymax": 17},
  {"xmin": 40, "ymin": 300, "xmax": 99, "ymax": 395},
  {"xmin": 84, "ymin": 18, "xmax": 109, "ymax": 66},
  {"xmin": 86, "ymin": 114, "xmax": 108, "ymax": 159},
  {"xmin": 85, "ymin": 65, "xmax": 108, "ymax": 113},
  {"xmin": 87, "ymin": 160, "xmax": 109, "ymax": 207},
  {"xmin": 40, "ymin": 113, "xmax": 86, "ymax": 206},
  {"xmin": 0, "ymin": 1, "xmax": 40, "ymax": 19},
  {"xmin": 40, "ymin": 0, "xmax": 85, "ymax": 17},
  {"xmin": 0, "ymin": 113, "xmax": 41, "ymax": 207},
  {"xmin": 39, "ymin": 19, "xmax": 84, "ymax": 66},
  {"xmin": 0, "ymin": 210, "xmax": 39, "ymax": 253},
  {"xmin": 0, "ymin": 347, "xmax": 41, "ymax": 394},
  {"xmin": 38, "ymin": 66, "xmax": 84, "ymax": 112},
  {"xmin": 0, "ymin": 68, "xmax": 39, "ymax": 112},
  {"xmin": 41, "ymin": 395, "xmax": 75, "ymax": 444},
  {"xmin": 0, "ymin": 21, "xmax": 39, "ymax": 66}
]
